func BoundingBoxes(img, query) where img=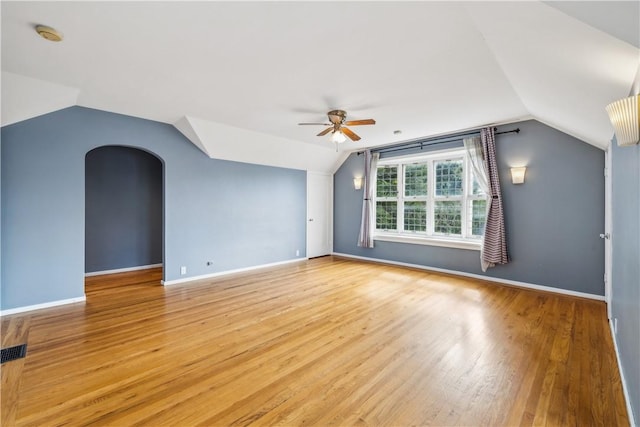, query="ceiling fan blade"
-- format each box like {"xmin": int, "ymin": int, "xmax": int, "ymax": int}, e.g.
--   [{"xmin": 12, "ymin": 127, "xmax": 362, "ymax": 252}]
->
[
  {"xmin": 344, "ymin": 119, "xmax": 376, "ymax": 126},
  {"xmin": 317, "ymin": 127, "xmax": 334, "ymax": 137},
  {"xmin": 341, "ymin": 127, "xmax": 361, "ymax": 141},
  {"xmin": 299, "ymin": 122, "xmax": 331, "ymax": 126}
]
